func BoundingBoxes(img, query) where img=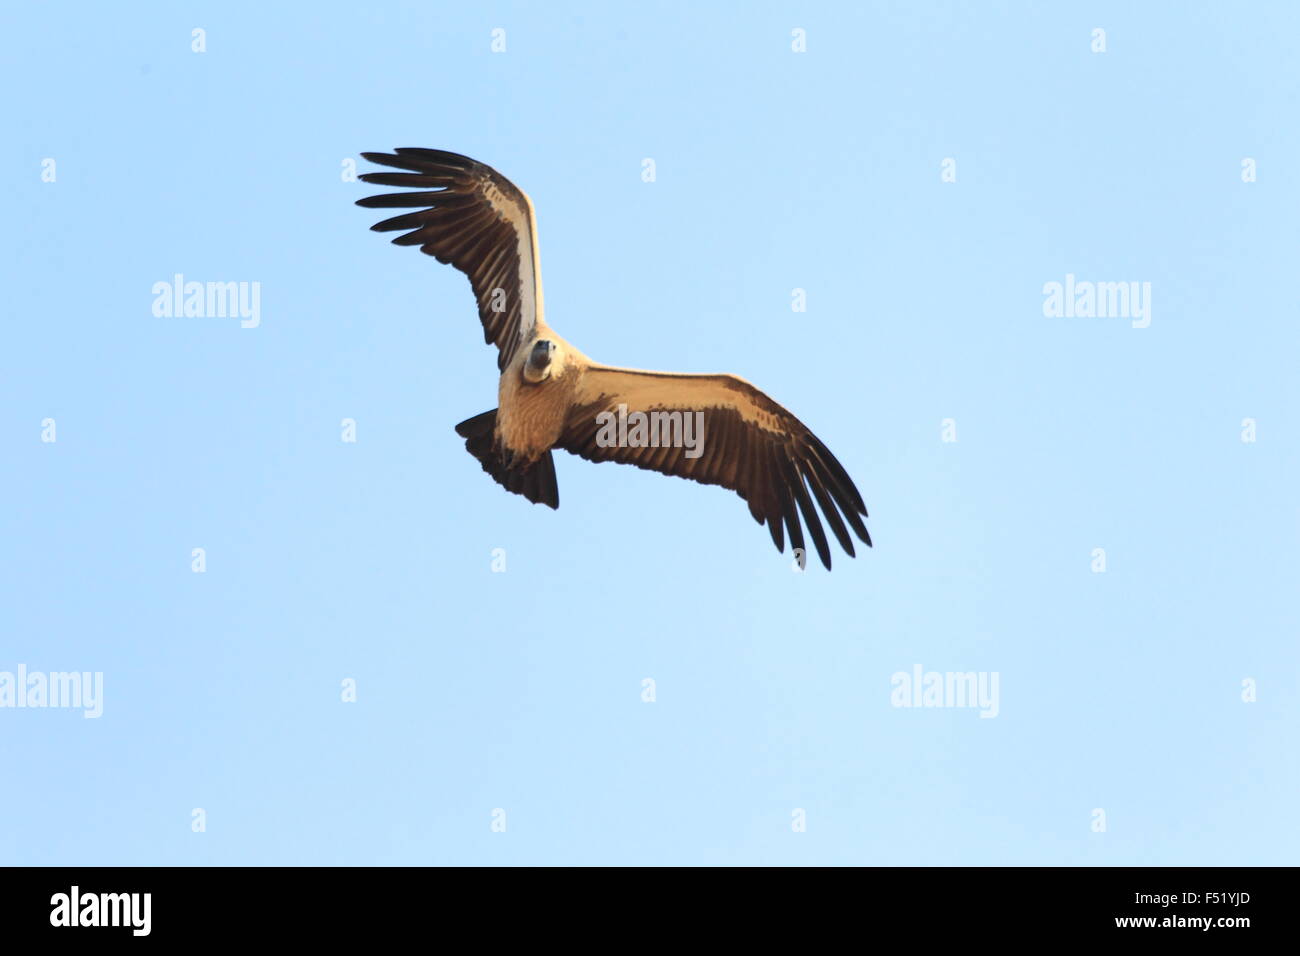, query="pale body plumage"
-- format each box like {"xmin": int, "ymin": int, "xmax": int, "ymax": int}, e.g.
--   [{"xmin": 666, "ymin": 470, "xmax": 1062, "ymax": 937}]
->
[{"xmin": 496, "ymin": 331, "xmax": 582, "ymax": 459}]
